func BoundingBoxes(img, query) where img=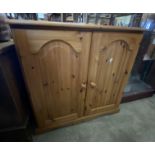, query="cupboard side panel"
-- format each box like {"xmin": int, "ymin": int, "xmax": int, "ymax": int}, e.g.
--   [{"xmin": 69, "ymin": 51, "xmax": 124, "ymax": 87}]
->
[
  {"xmin": 12, "ymin": 29, "xmax": 46, "ymax": 127},
  {"xmin": 114, "ymin": 34, "xmax": 143, "ymax": 107}
]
